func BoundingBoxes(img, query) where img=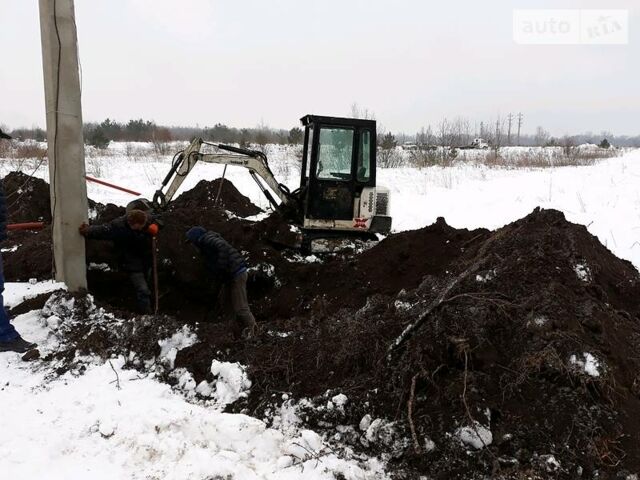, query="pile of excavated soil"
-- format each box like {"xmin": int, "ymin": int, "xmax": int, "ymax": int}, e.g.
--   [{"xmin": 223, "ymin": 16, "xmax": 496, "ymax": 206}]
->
[
  {"xmin": 2, "ymin": 171, "xmax": 52, "ymax": 223},
  {"xmin": 5, "ymin": 171, "xmax": 640, "ymax": 479},
  {"xmin": 169, "ymin": 178, "xmax": 262, "ymax": 218}
]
